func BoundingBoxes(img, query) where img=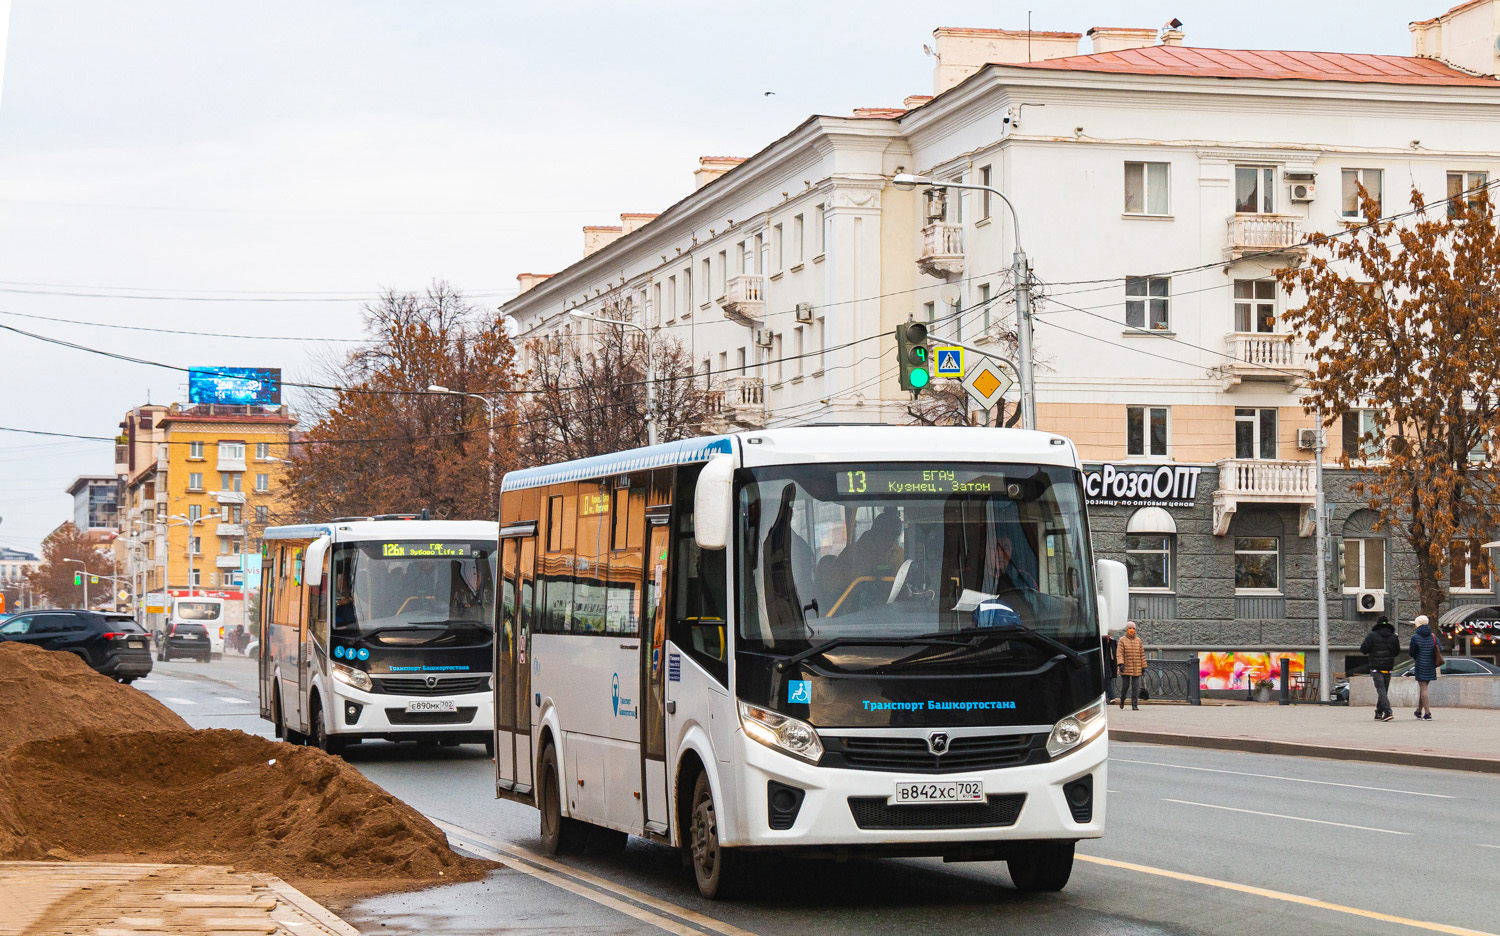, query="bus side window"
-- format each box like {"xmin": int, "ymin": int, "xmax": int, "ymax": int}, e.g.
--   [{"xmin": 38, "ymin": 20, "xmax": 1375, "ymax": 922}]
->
[
  {"xmin": 310, "ymin": 548, "xmax": 330, "ymax": 648},
  {"xmin": 671, "ymin": 464, "xmax": 728, "ymax": 687}
]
